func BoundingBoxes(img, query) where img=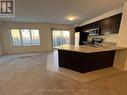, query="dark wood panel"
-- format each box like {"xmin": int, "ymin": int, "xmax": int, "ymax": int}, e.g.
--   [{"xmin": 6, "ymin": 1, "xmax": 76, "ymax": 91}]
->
[
  {"xmin": 75, "ymin": 13, "xmax": 122, "ymax": 34},
  {"xmin": 79, "ymin": 32, "xmax": 89, "ymax": 45},
  {"xmin": 75, "ymin": 27, "xmax": 81, "ymax": 32},
  {"xmin": 98, "ymin": 13, "xmax": 122, "ymax": 34},
  {"xmin": 75, "ymin": 13, "xmax": 122, "ymax": 45},
  {"xmin": 58, "ymin": 50, "xmax": 116, "ymax": 73}
]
